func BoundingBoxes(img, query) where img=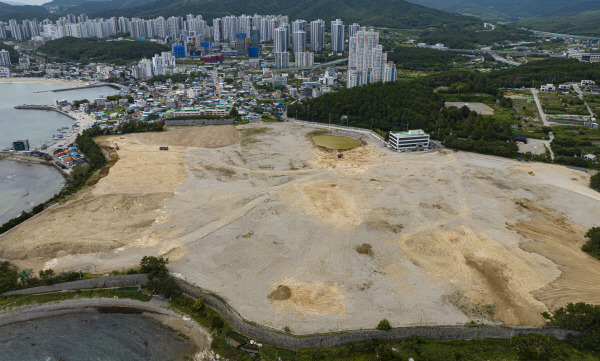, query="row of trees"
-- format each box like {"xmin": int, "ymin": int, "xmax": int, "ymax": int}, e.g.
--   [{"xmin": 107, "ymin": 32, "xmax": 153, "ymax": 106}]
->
[
  {"xmin": 288, "ymin": 81, "xmax": 519, "ymax": 157},
  {"xmin": 38, "ymin": 37, "xmax": 170, "ymax": 65}
]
